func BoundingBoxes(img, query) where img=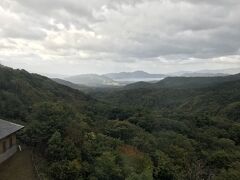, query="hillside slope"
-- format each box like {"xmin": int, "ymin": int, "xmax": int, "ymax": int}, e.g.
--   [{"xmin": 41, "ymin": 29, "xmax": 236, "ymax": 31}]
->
[
  {"xmin": 0, "ymin": 65, "xmax": 159, "ymax": 180},
  {"xmin": 179, "ymin": 79, "xmax": 240, "ymax": 114},
  {"xmin": 93, "ymin": 73, "xmax": 240, "ymax": 179},
  {"xmin": 1, "ymin": 65, "xmax": 240, "ymax": 180},
  {"xmin": 95, "ymin": 73, "xmax": 240, "ymax": 112},
  {"xmin": 52, "ymin": 78, "xmax": 90, "ymax": 92},
  {"xmin": 0, "ymin": 65, "xmax": 92, "ymax": 121},
  {"xmin": 125, "ymin": 73, "xmax": 240, "ymax": 90},
  {"xmin": 157, "ymin": 74, "xmax": 240, "ymax": 89}
]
